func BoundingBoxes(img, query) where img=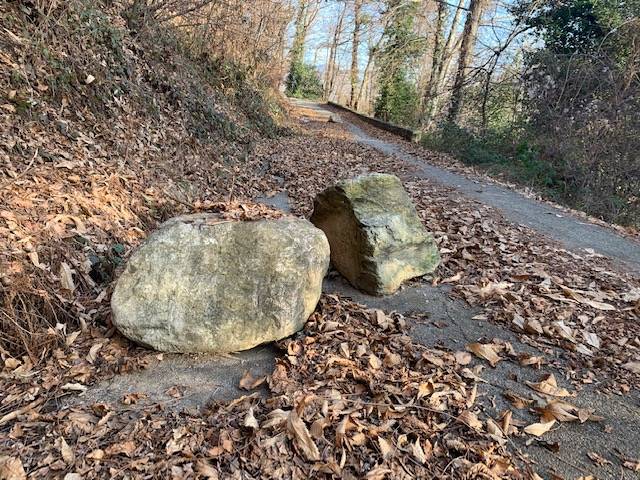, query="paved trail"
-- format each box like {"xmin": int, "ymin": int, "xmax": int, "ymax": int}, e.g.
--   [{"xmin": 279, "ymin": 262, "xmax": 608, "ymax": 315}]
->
[
  {"xmin": 82, "ymin": 101, "xmax": 640, "ymax": 480},
  {"xmin": 303, "ymin": 100, "xmax": 640, "ymax": 274}
]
